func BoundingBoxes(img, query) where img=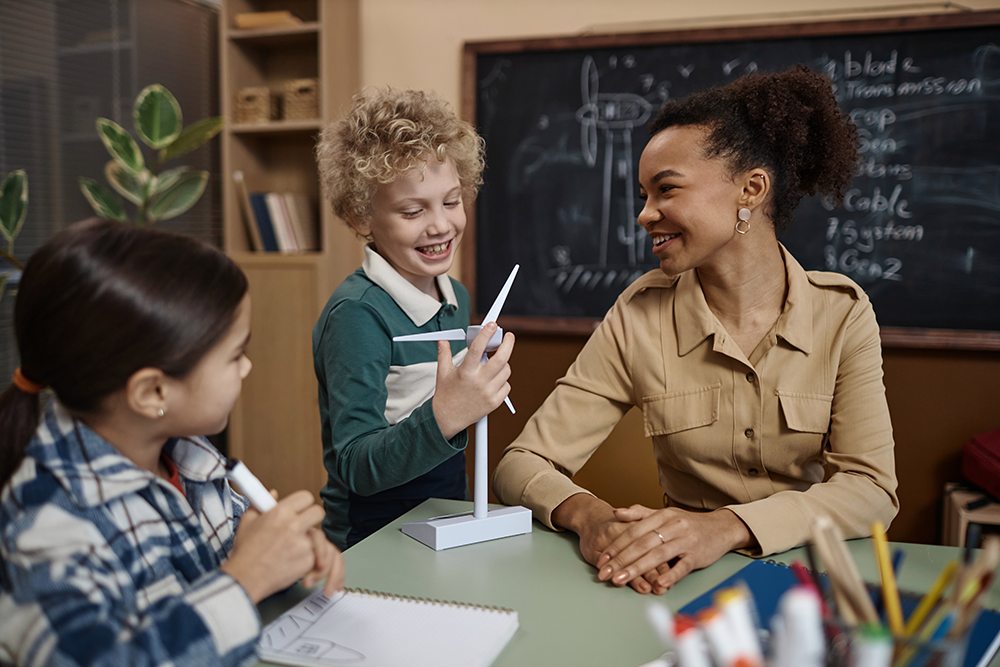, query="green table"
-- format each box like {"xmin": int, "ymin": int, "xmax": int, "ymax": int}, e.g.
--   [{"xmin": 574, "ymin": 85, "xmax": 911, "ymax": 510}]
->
[{"xmin": 260, "ymin": 498, "xmax": 999, "ymax": 667}]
